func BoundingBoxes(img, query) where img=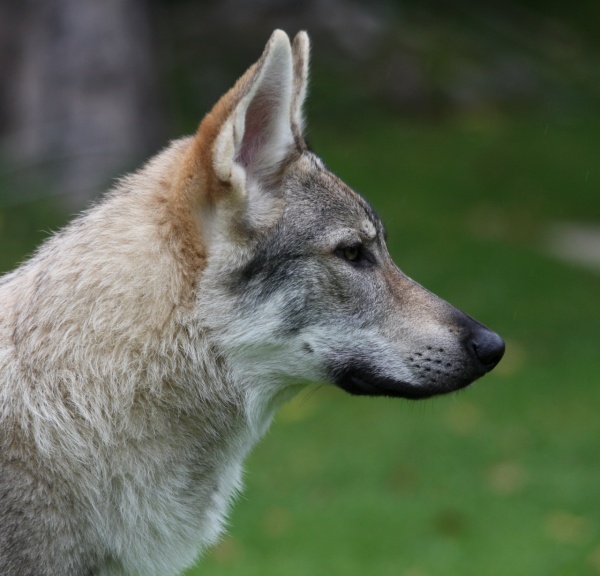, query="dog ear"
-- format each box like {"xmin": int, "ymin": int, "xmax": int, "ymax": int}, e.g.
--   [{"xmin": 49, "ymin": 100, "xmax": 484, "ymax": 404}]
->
[
  {"xmin": 204, "ymin": 30, "xmax": 295, "ymax": 198},
  {"xmin": 291, "ymin": 31, "xmax": 310, "ymax": 148}
]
